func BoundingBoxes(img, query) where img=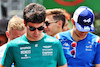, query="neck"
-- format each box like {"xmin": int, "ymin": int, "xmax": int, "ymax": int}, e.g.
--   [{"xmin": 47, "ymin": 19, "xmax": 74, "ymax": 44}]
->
[
  {"xmin": 51, "ymin": 28, "xmax": 62, "ymax": 37},
  {"xmin": 53, "ymin": 28, "xmax": 62, "ymax": 37},
  {"xmin": 71, "ymin": 30, "xmax": 86, "ymax": 42}
]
